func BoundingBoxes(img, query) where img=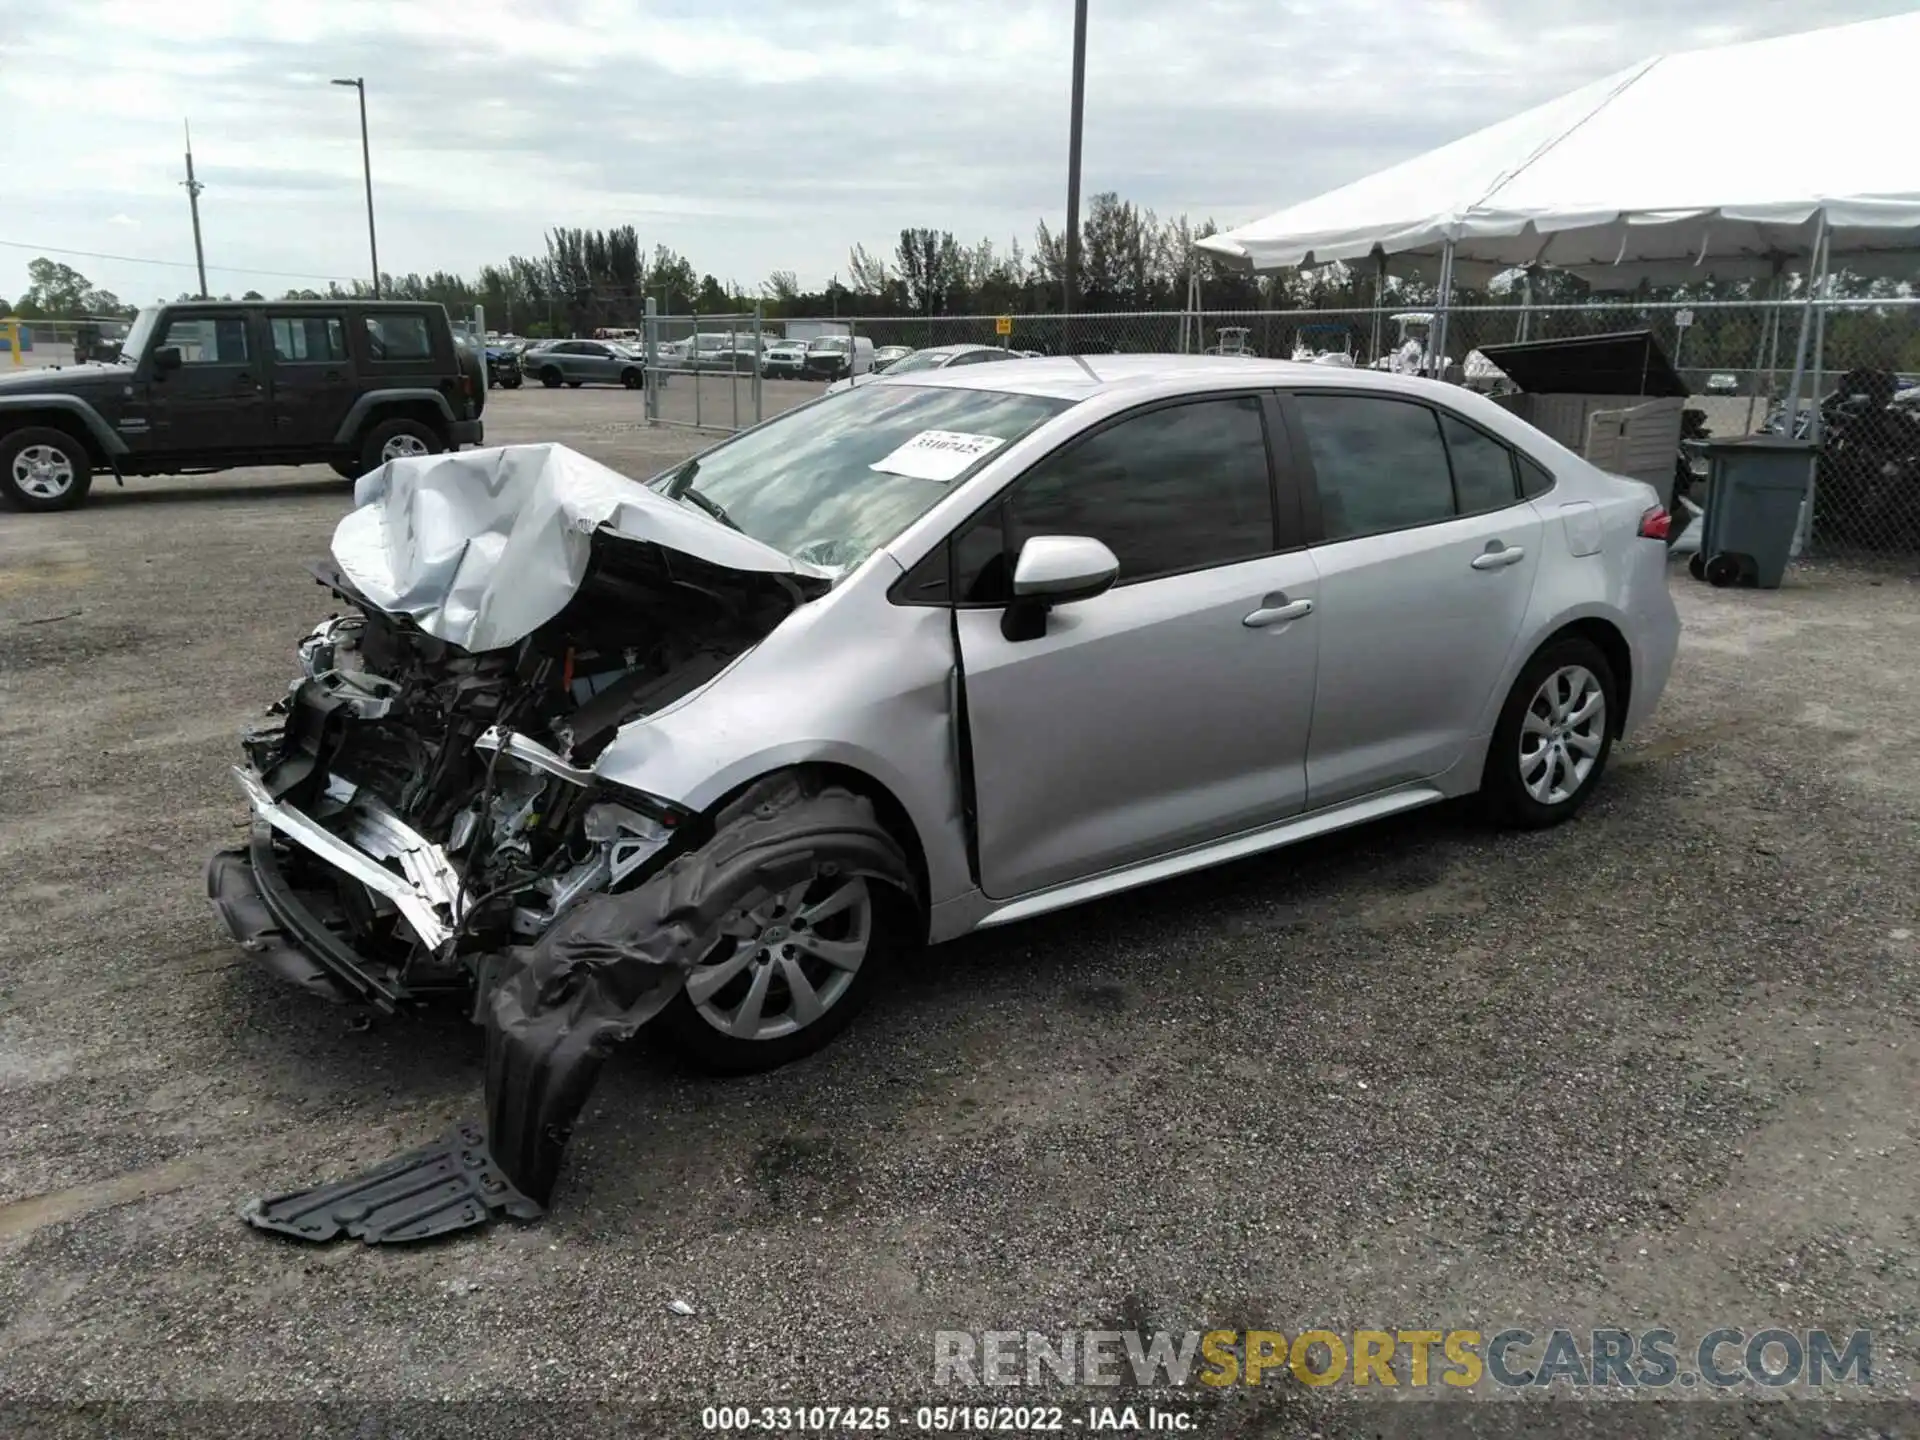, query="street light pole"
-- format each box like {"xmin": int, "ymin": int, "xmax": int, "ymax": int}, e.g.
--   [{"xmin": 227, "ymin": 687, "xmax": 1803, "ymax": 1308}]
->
[
  {"xmin": 331, "ymin": 77, "xmax": 380, "ymax": 298},
  {"xmin": 1062, "ymin": 0, "xmax": 1088, "ymax": 322}
]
